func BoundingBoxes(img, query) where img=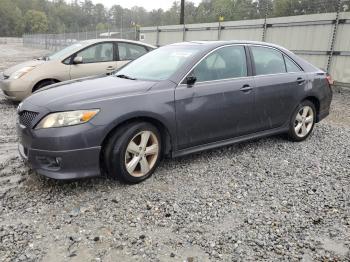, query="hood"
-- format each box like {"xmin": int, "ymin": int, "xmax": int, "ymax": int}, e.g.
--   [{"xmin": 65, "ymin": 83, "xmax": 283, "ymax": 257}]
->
[
  {"xmin": 24, "ymin": 76, "xmax": 157, "ymax": 110},
  {"xmin": 3, "ymin": 60, "xmax": 46, "ymax": 77}
]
